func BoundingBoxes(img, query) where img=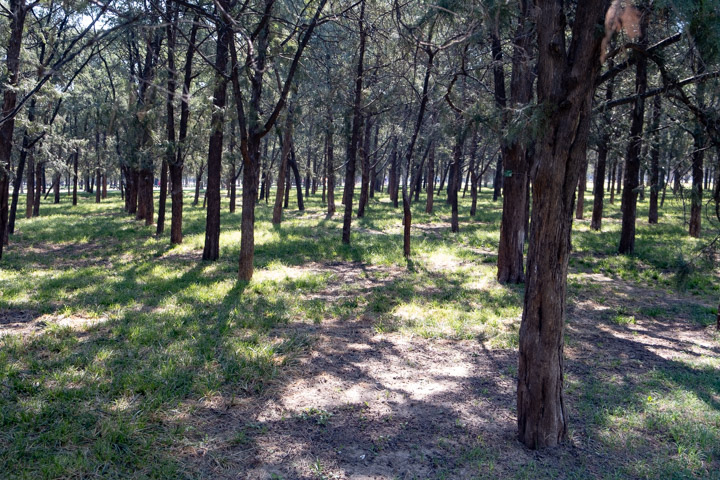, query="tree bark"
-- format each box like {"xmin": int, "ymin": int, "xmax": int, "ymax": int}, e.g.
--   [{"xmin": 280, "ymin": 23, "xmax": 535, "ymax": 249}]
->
[
  {"xmin": 591, "ymin": 77, "xmax": 614, "ymax": 230},
  {"xmin": 0, "ymin": 0, "xmax": 28, "ymax": 258},
  {"xmin": 95, "ymin": 169, "xmax": 102, "ymax": 203},
  {"xmin": 341, "ymin": 0, "xmax": 366, "ymax": 245},
  {"xmin": 289, "ymin": 144, "xmax": 304, "ymax": 211},
  {"xmin": 53, "ymin": 173, "xmax": 61, "ymax": 204},
  {"xmin": 8, "ymin": 128, "xmax": 31, "ymax": 234},
  {"xmin": 492, "ymin": 155, "xmax": 503, "ymax": 201},
  {"xmin": 618, "ymin": 4, "xmax": 649, "ymax": 255},
  {"xmin": 648, "ymin": 95, "xmax": 662, "ymax": 224},
  {"xmin": 426, "ymin": 142, "xmax": 435, "ymax": 214},
  {"xmin": 449, "ymin": 124, "xmax": 464, "ymax": 233},
  {"xmin": 272, "ymin": 110, "xmax": 294, "ymax": 224},
  {"xmin": 517, "ymin": 0, "xmax": 607, "ymax": 449},
  {"xmin": 689, "ymin": 131, "xmax": 705, "ymax": 237},
  {"xmin": 497, "ymin": 0, "xmax": 533, "ymax": 284},
  {"xmin": 33, "ymin": 161, "xmax": 42, "ymax": 217},
  {"xmin": 389, "ymin": 143, "xmax": 399, "ymax": 208},
  {"xmin": 358, "ymin": 115, "xmax": 373, "ymax": 218},
  {"xmin": 27, "ymin": 150, "xmax": 36, "ymax": 216},
  {"xmin": 326, "ymin": 111, "xmax": 336, "ymax": 216}
]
